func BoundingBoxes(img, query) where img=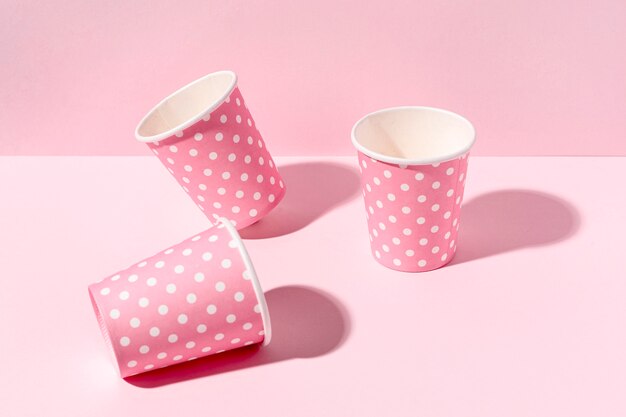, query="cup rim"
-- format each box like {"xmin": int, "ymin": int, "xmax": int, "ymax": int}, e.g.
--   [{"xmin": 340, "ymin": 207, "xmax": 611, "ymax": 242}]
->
[
  {"xmin": 134, "ymin": 70, "xmax": 238, "ymax": 143},
  {"xmin": 217, "ymin": 217, "xmax": 272, "ymax": 346},
  {"xmin": 351, "ymin": 106, "xmax": 476, "ymax": 165}
]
